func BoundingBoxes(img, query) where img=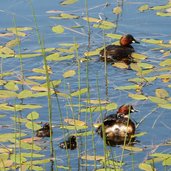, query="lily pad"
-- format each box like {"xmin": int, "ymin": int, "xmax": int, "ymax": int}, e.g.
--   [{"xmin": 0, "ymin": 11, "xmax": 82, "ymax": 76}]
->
[
  {"xmin": 52, "ymin": 25, "xmax": 64, "ymax": 34},
  {"xmin": 63, "ymin": 70, "xmax": 76, "ymax": 78}
]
